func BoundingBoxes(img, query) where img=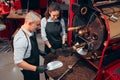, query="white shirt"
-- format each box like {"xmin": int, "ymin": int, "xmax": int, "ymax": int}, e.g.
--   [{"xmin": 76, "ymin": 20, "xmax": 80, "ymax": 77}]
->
[
  {"xmin": 41, "ymin": 17, "xmax": 66, "ymax": 41},
  {"xmin": 13, "ymin": 26, "xmax": 34, "ymax": 64}
]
